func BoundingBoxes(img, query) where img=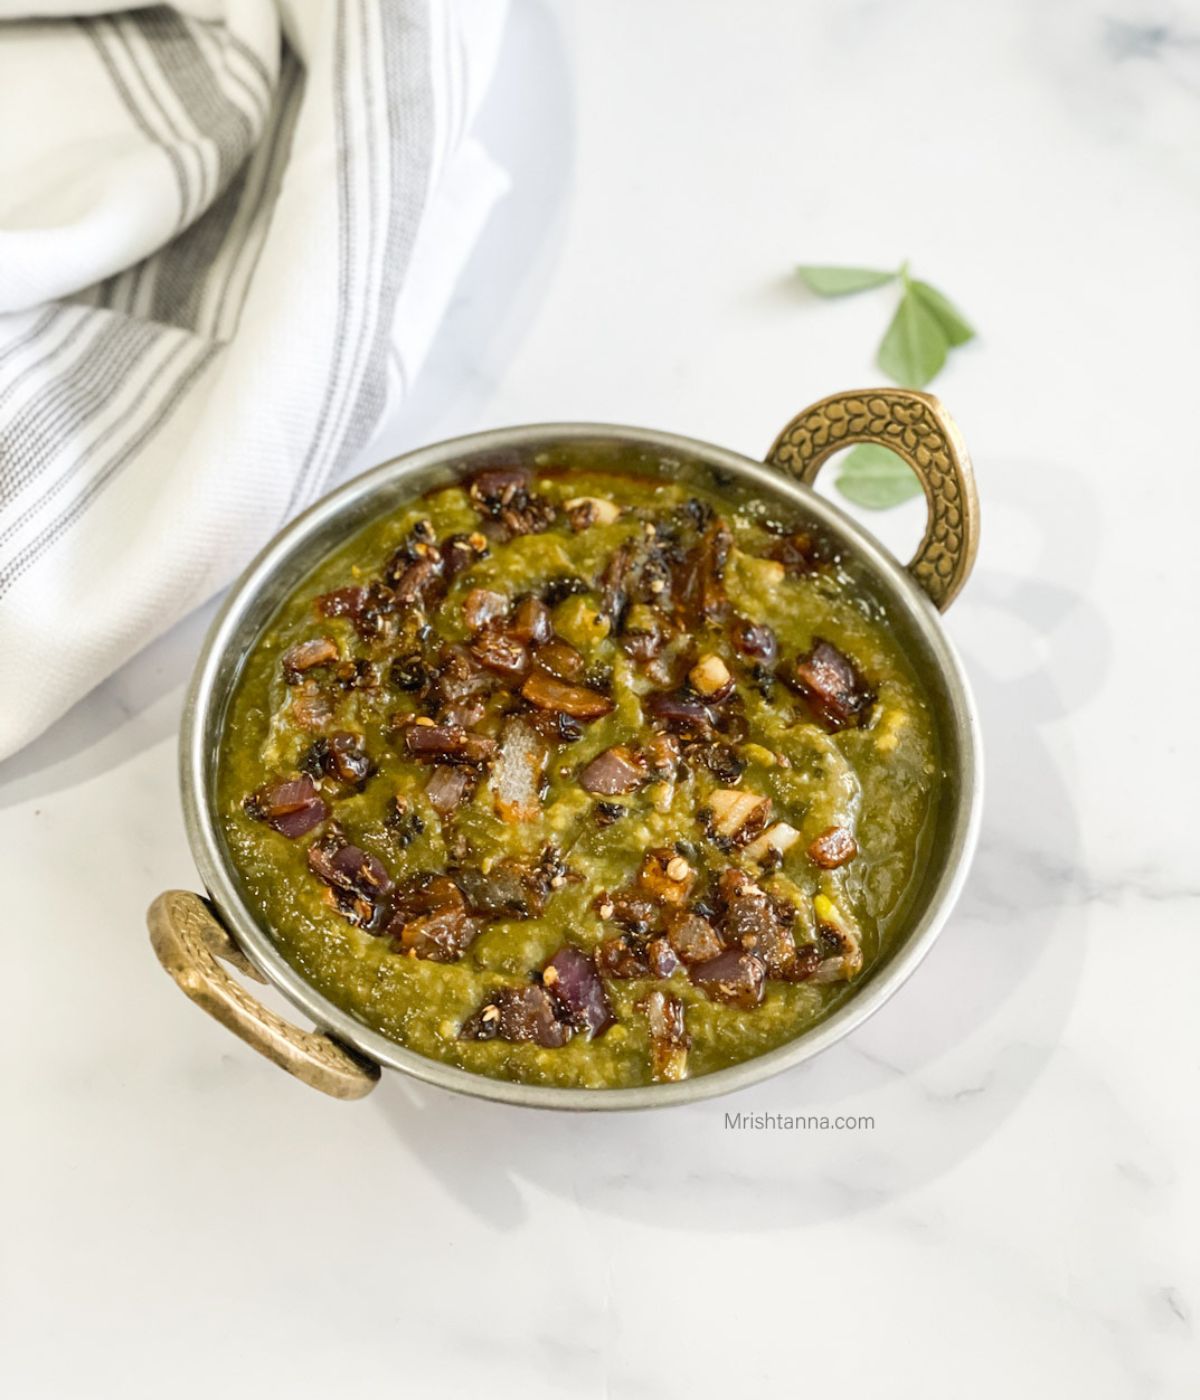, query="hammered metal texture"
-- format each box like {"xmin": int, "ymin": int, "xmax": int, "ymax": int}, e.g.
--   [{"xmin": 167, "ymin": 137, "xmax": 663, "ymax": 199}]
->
[
  {"xmin": 767, "ymin": 388, "xmax": 979, "ymax": 610},
  {"xmin": 148, "ymin": 890, "xmax": 380, "ymax": 1100}
]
